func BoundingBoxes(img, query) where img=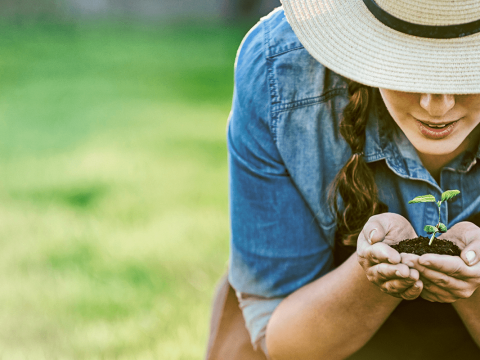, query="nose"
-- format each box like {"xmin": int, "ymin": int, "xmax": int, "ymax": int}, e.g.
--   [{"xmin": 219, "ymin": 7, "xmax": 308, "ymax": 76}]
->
[{"xmin": 419, "ymin": 93, "xmax": 455, "ymax": 117}]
